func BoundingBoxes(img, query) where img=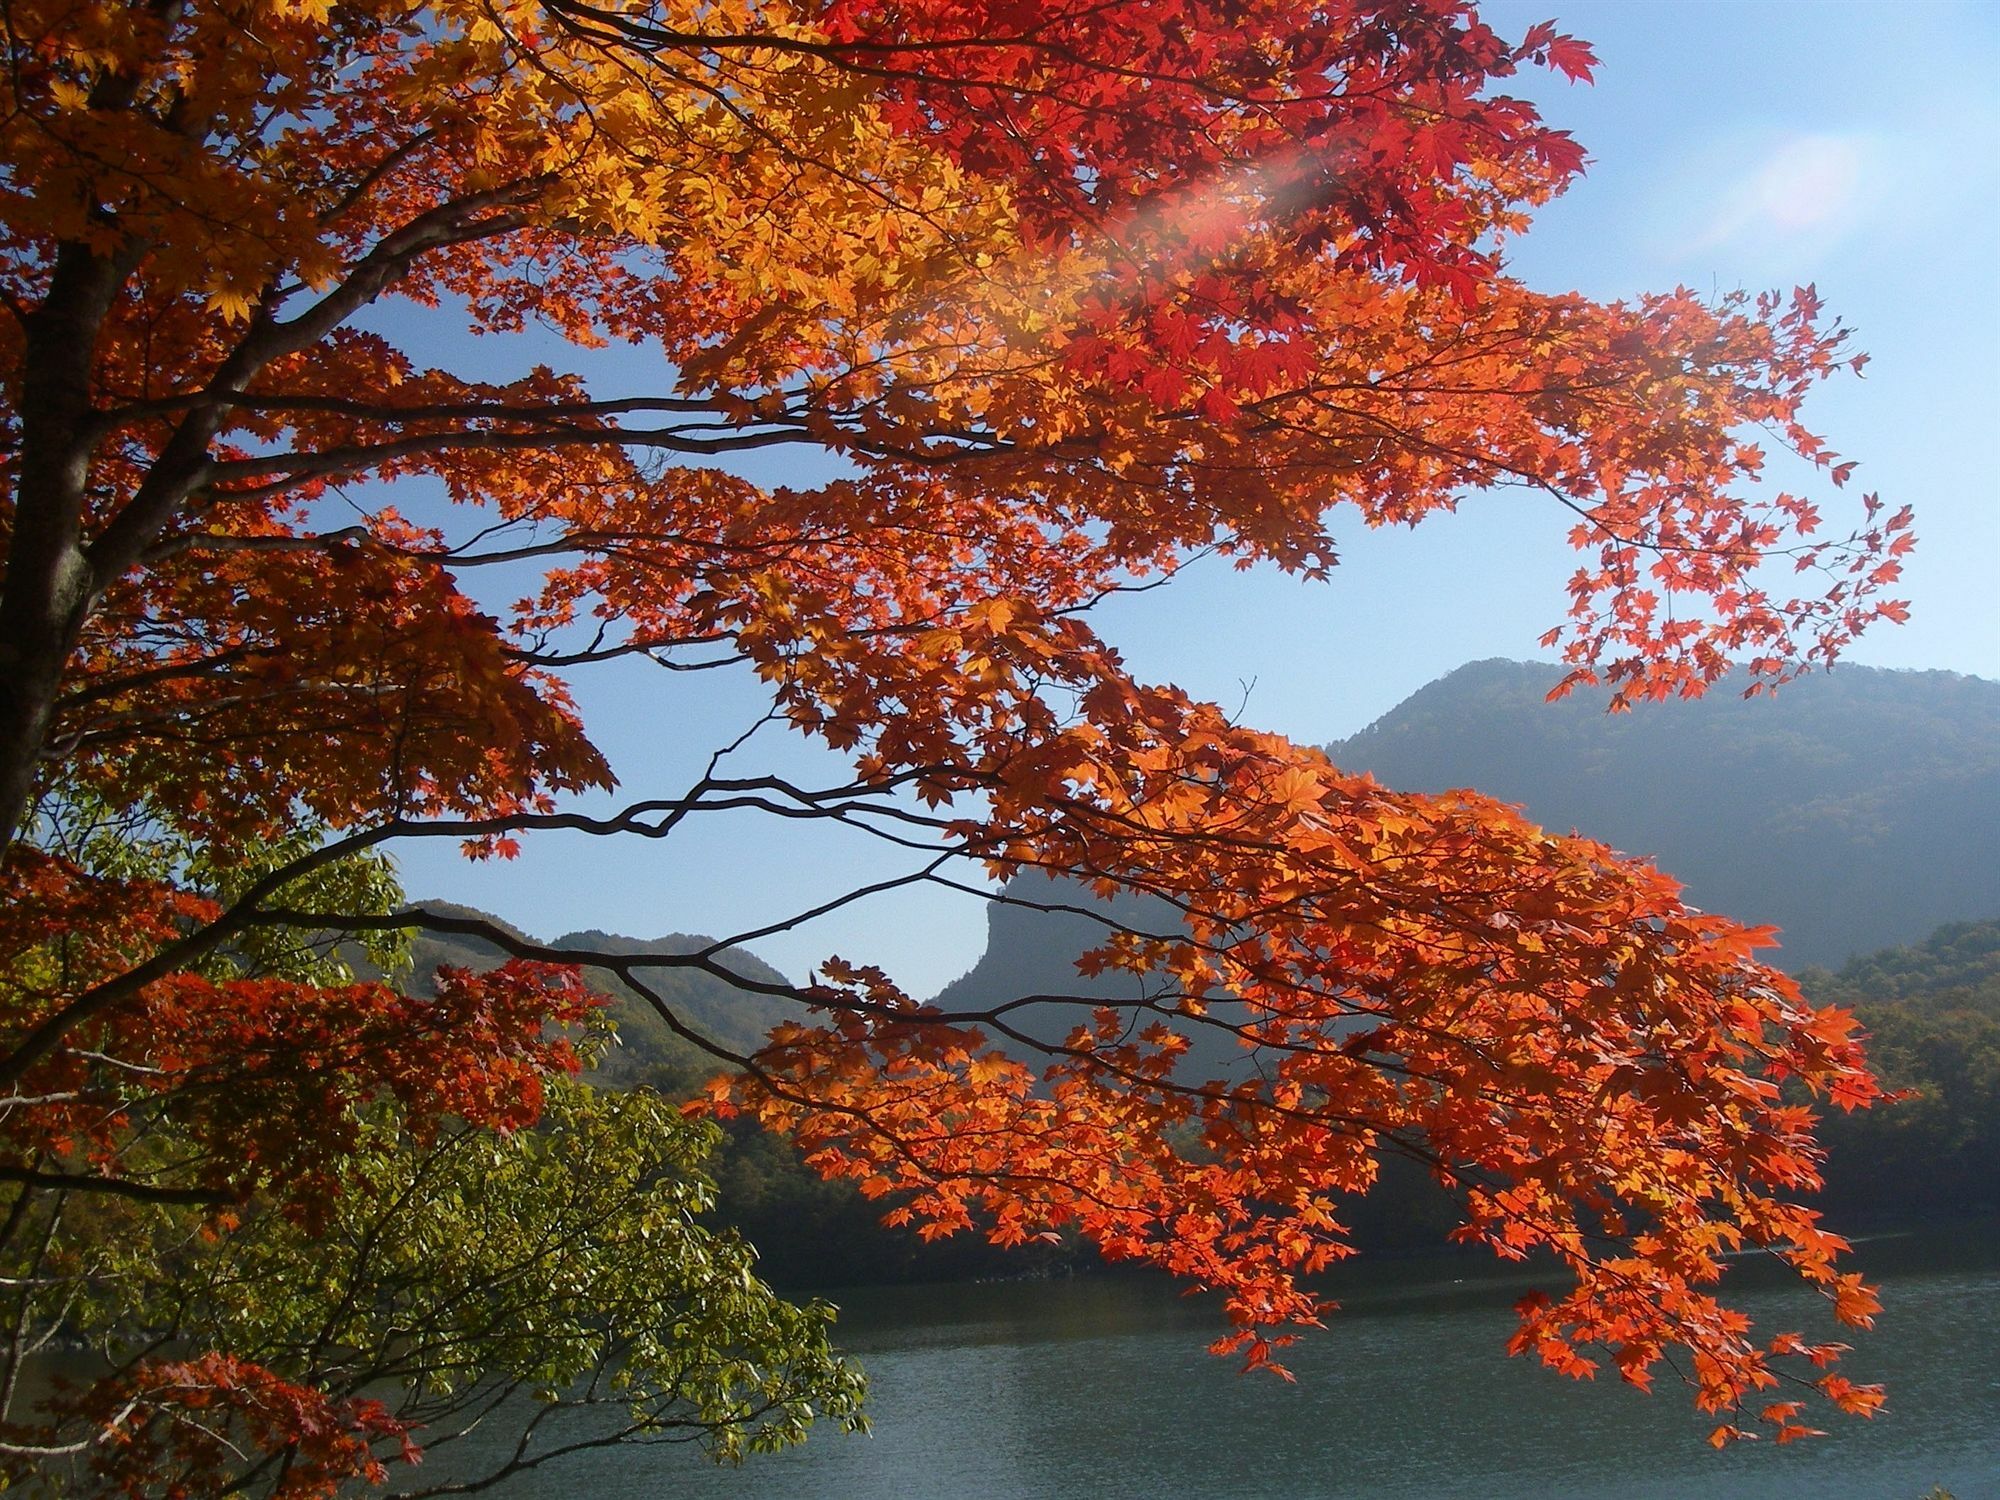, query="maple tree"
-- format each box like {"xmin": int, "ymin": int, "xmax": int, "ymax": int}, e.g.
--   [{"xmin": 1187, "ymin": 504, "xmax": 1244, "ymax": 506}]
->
[{"xmin": 0, "ymin": 0, "xmax": 1917, "ymax": 1487}]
